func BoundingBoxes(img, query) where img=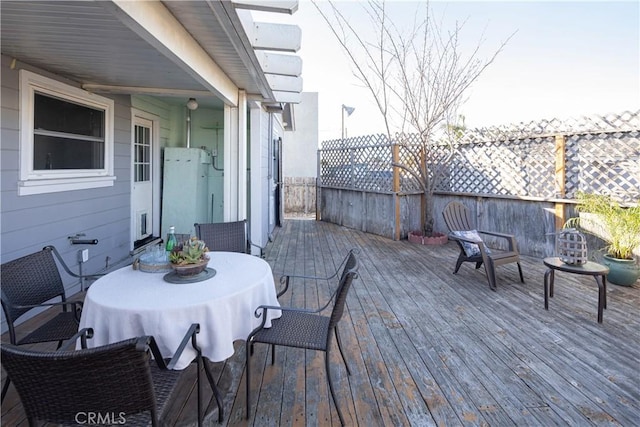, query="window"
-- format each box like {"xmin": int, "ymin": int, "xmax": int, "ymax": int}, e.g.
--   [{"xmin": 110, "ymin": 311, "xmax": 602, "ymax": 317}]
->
[{"xmin": 19, "ymin": 70, "xmax": 115, "ymax": 195}]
